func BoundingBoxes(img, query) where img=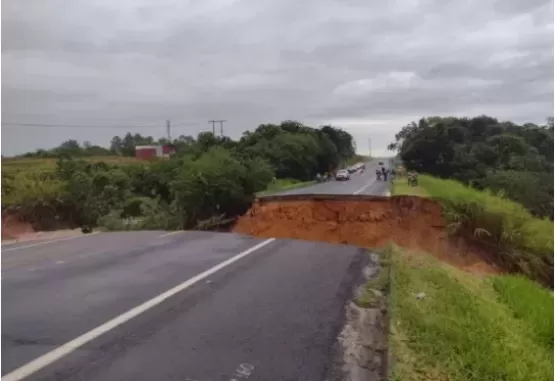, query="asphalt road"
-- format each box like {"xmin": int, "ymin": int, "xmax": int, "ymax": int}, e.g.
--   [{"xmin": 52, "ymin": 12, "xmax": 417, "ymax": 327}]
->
[
  {"xmin": 2, "ymin": 231, "xmax": 369, "ymax": 381},
  {"xmin": 268, "ymin": 159, "xmax": 391, "ymax": 196}
]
